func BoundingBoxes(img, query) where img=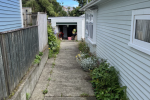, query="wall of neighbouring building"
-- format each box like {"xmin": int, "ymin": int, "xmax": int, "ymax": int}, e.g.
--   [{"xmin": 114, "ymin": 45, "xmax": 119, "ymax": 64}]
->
[{"xmin": 0, "ymin": 0, "xmax": 23, "ymax": 32}]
